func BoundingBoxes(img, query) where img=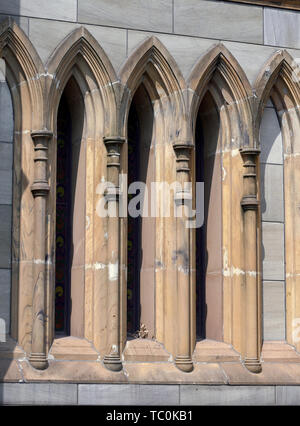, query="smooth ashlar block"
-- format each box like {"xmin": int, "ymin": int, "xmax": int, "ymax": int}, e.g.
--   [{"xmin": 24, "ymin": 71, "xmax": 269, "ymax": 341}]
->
[
  {"xmin": 0, "ymin": 170, "xmax": 12, "ymax": 205},
  {"xmin": 0, "ymin": 143, "xmax": 13, "ymax": 171},
  {"xmin": 0, "ymin": 82, "xmax": 14, "ymax": 143},
  {"xmin": 0, "ymin": 206, "xmax": 12, "ymax": 269},
  {"xmin": 0, "ymin": 0, "xmax": 77, "ymax": 22},
  {"xmin": 261, "ymin": 222, "xmax": 285, "ymax": 281},
  {"xmin": 264, "ymin": 7, "xmax": 300, "ymax": 49},
  {"xmin": 263, "ymin": 281, "xmax": 285, "ymax": 341},
  {"xmin": 0, "ymin": 383, "xmax": 78, "ymax": 405},
  {"xmin": 260, "ymin": 106, "xmax": 283, "ymax": 165},
  {"xmin": 0, "ymin": 268, "xmax": 11, "ymax": 333},
  {"xmin": 179, "ymin": 385, "xmax": 275, "ymax": 406},
  {"xmin": 260, "ymin": 163, "xmax": 284, "ymax": 223},
  {"xmin": 78, "ymin": 0, "xmax": 173, "ymax": 33},
  {"xmin": 78, "ymin": 384, "xmax": 179, "ymax": 405},
  {"xmin": 174, "ymin": 0, "xmax": 263, "ymax": 43},
  {"xmin": 276, "ymin": 386, "xmax": 300, "ymax": 405},
  {"xmin": 0, "ymin": 15, "xmax": 29, "ymax": 35},
  {"xmin": 127, "ymin": 30, "xmax": 214, "ymax": 80}
]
